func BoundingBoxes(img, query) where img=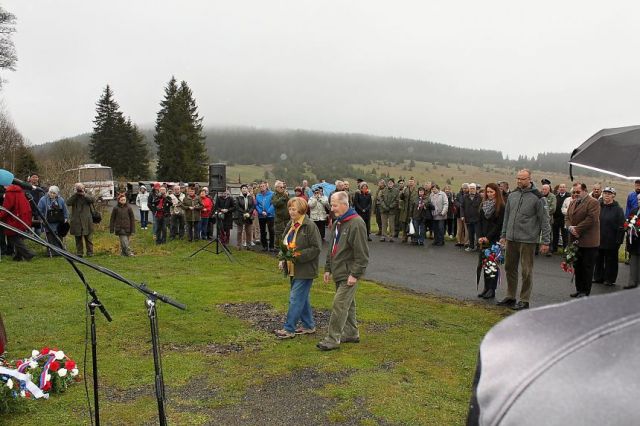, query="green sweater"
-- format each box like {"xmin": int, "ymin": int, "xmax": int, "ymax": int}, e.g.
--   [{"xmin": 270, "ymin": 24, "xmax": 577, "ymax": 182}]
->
[{"xmin": 325, "ymin": 215, "xmax": 370, "ymax": 283}]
